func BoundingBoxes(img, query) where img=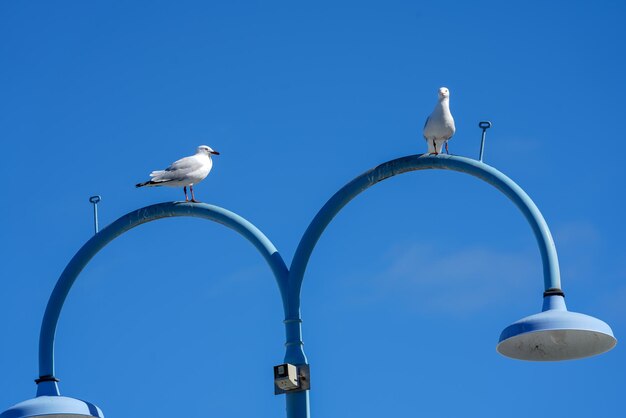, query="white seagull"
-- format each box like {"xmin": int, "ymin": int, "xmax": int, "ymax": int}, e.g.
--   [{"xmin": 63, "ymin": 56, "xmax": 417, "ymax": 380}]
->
[
  {"xmin": 423, "ymin": 87, "xmax": 456, "ymax": 154},
  {"xmin": 136, "ymin": 145, "xmax": 219, "ymax": 202}
]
